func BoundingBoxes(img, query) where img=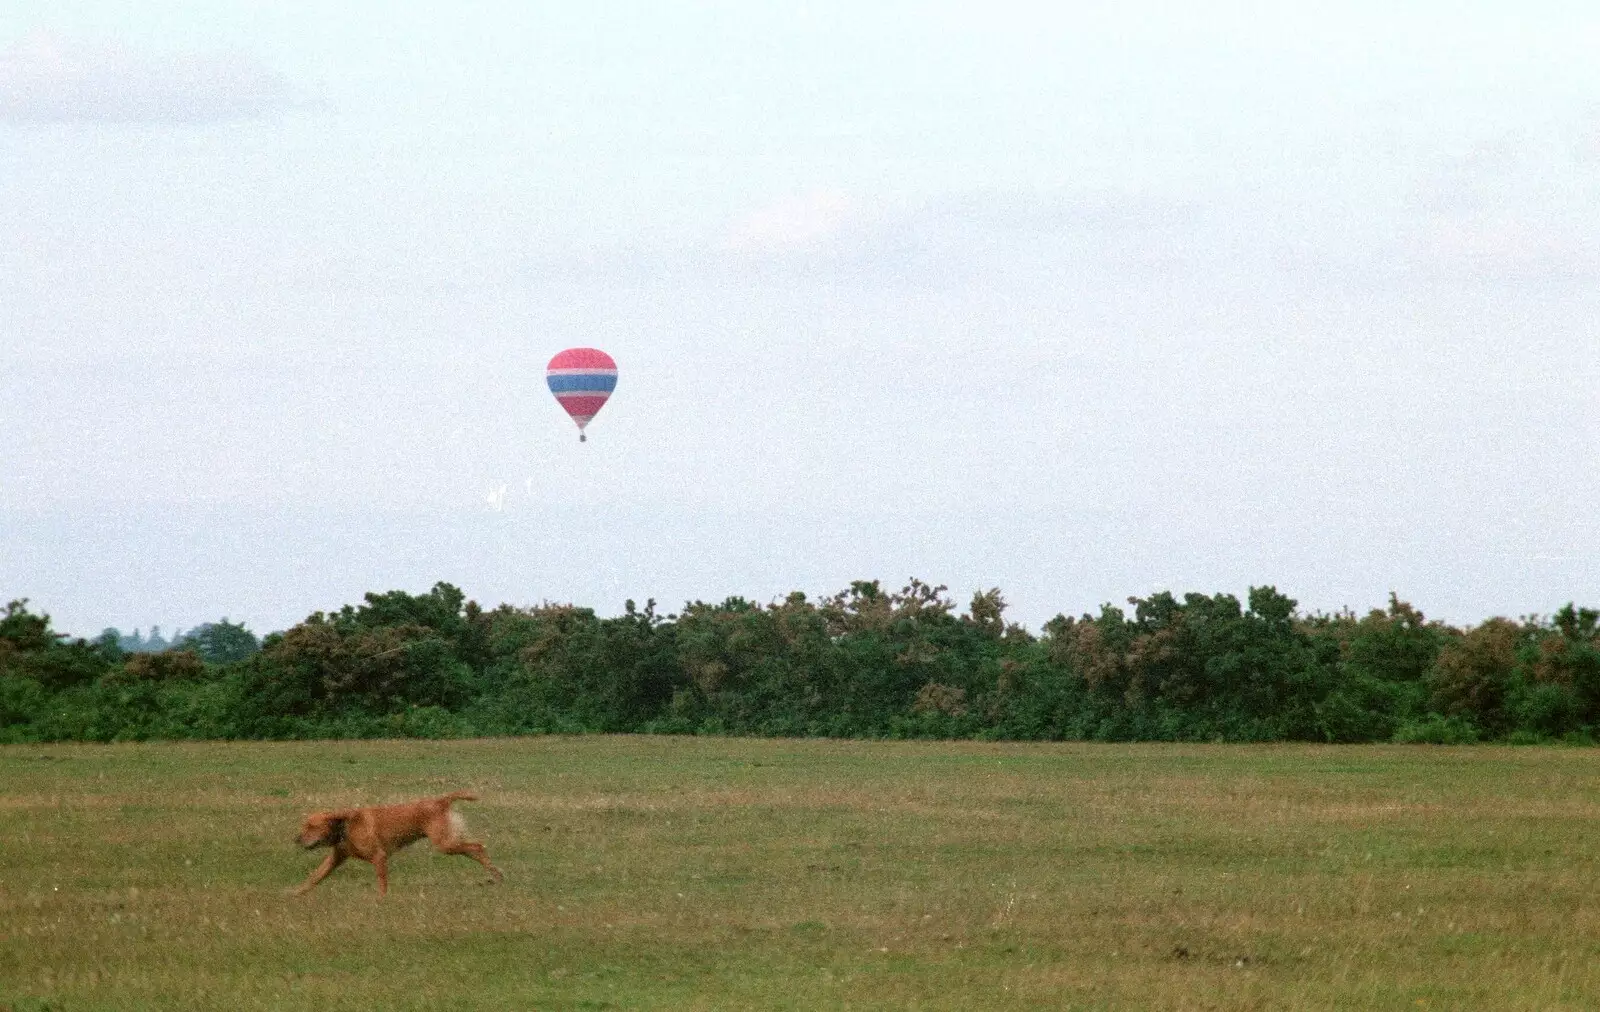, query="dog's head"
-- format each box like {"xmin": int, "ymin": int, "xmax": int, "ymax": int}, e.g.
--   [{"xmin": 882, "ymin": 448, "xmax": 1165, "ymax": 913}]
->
[{"xmin": 296, "ymin": 810, "xmax": 353, "ymax": 849}]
